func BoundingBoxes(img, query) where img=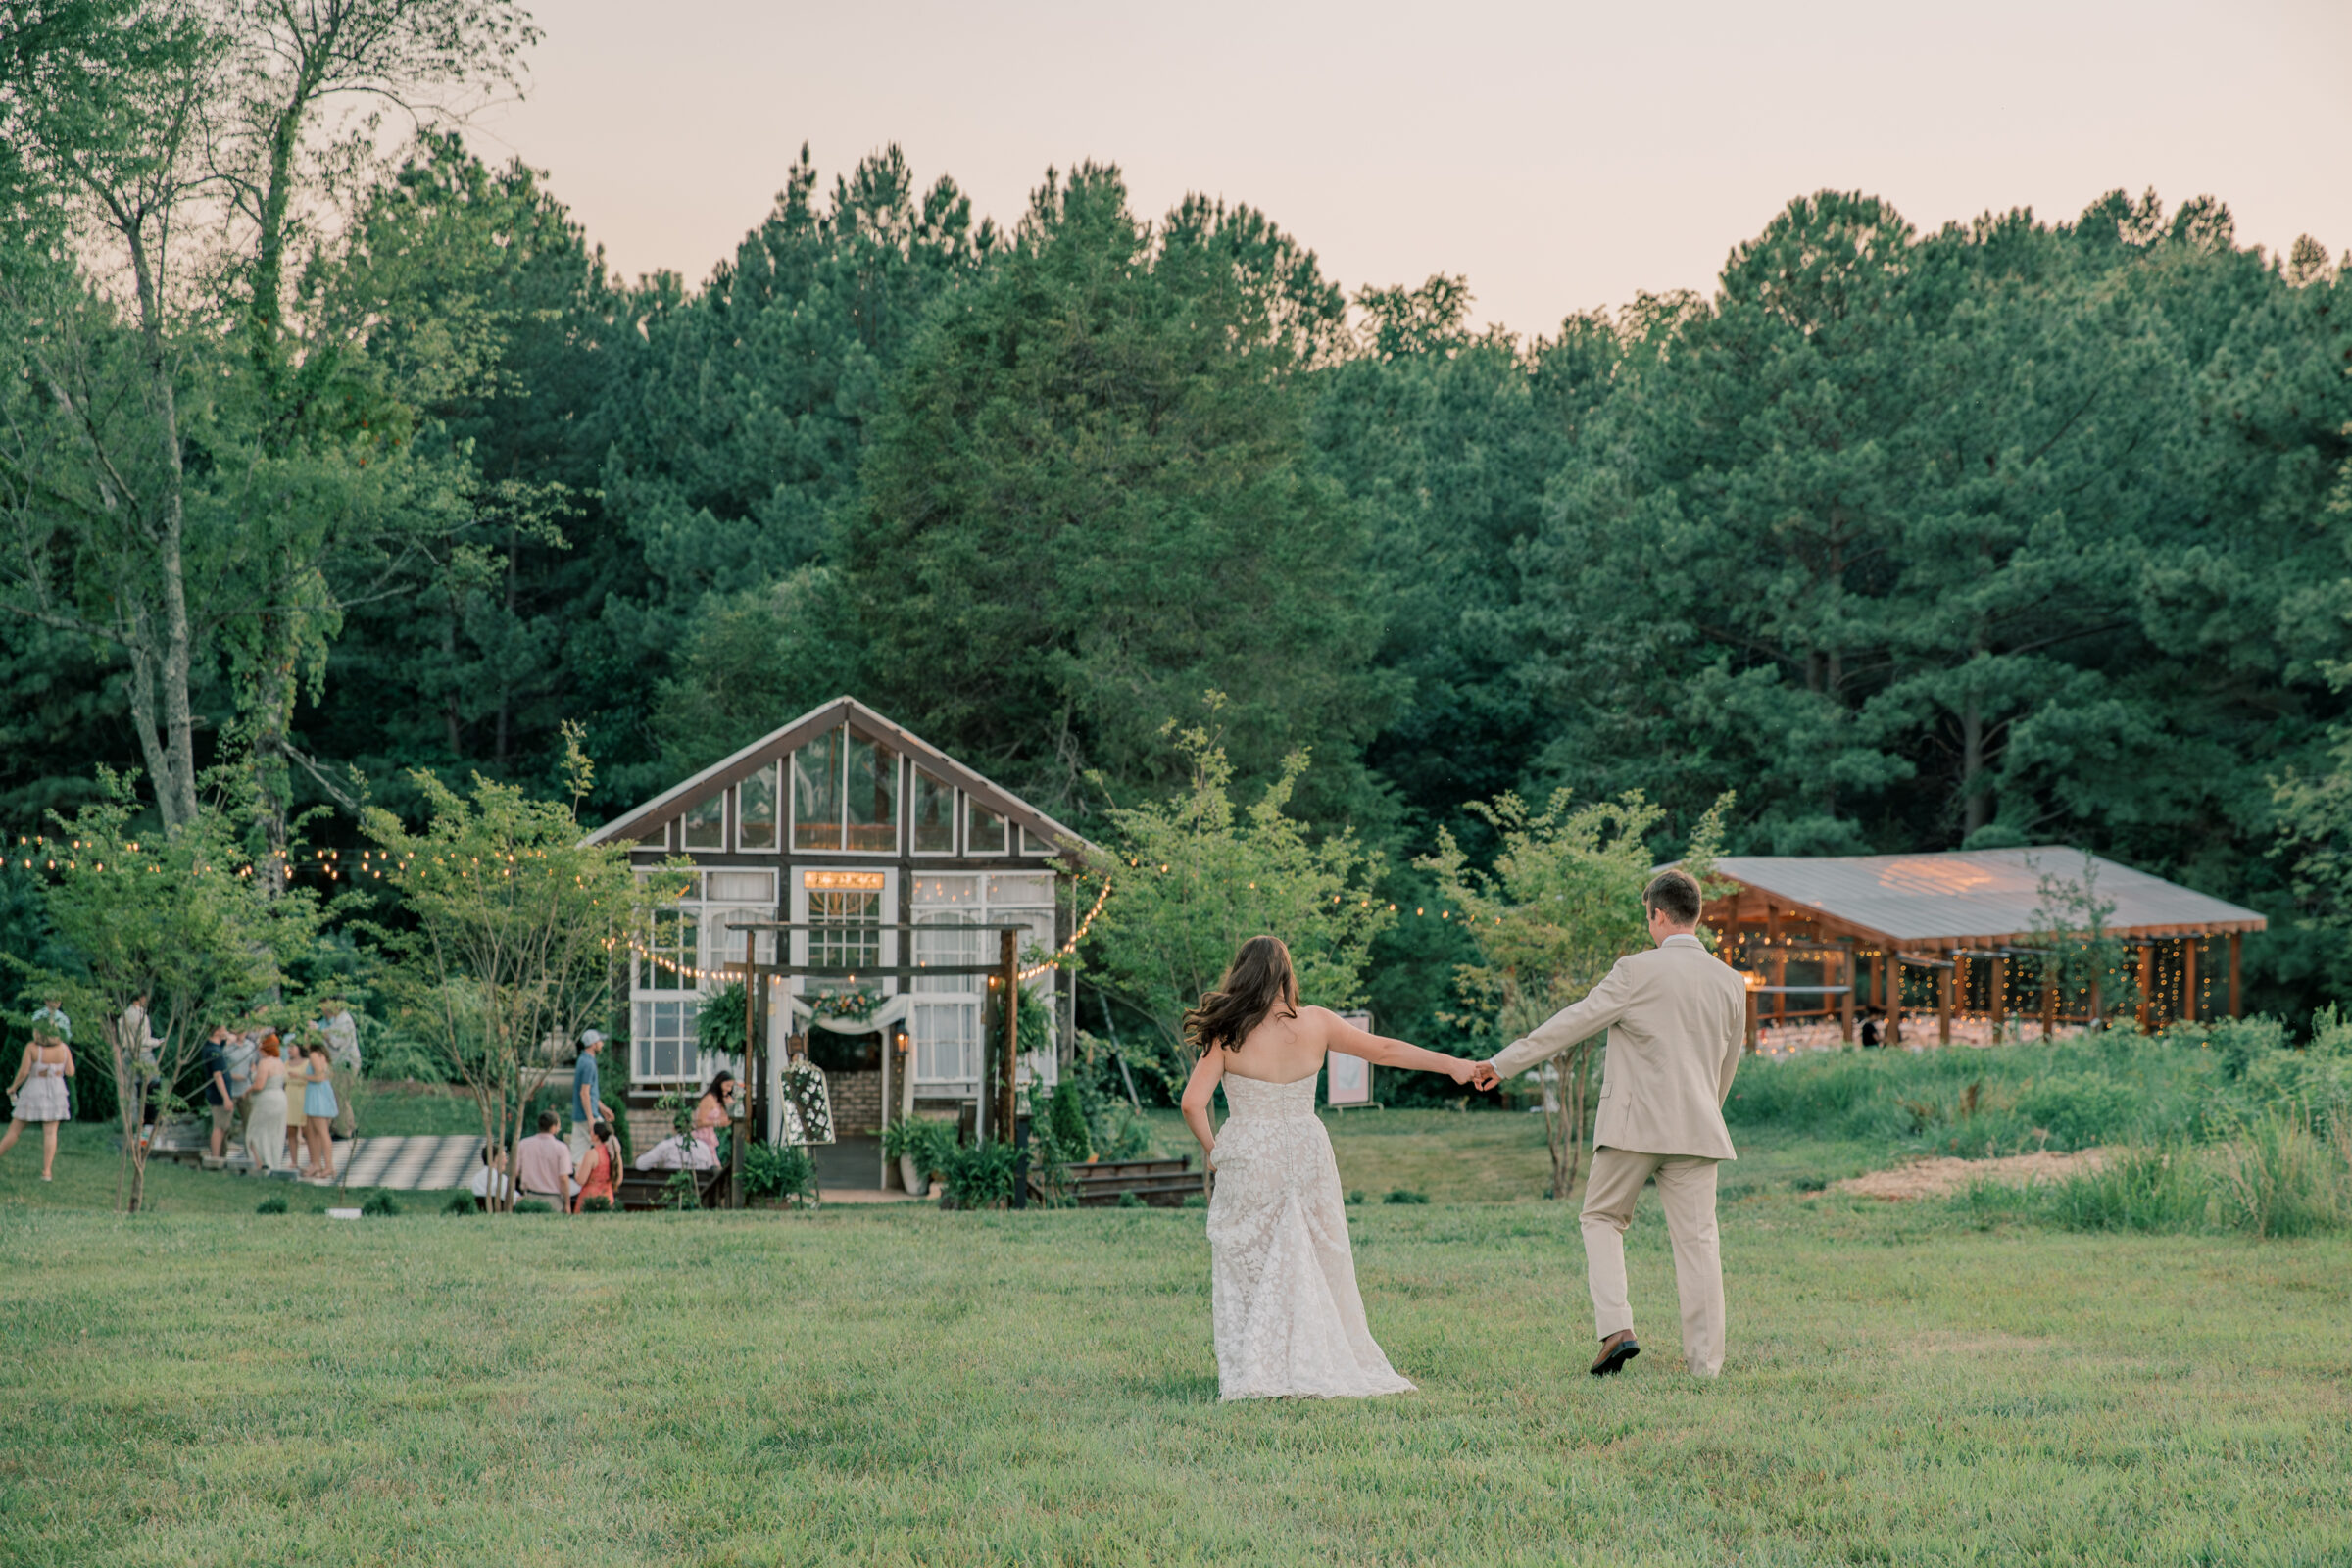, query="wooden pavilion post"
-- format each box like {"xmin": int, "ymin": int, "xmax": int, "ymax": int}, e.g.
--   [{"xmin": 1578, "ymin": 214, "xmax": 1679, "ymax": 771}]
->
[
  {"xmin": 1743, "ymin": 986, "xmax": 1758, "ymax": 1054},
  {"xmin": 1994, "ymin": 950, "xmax": 2013, "ymax": 1048},
  {"xmin": 1838, "ymin": 950, "xmax": 1855, "ymax": 1044},
  {"xmin": 998, "ymin": 928, "xmax": 1019, "ymax": 1150},
  {"xmin": 2039, "ymin": 956, "xmax": 2057, "ymax": 1041},
  {"xmin": 2181, "ymin": 938, "xmax": 2197, "ymax": 1025},
  {"xmin": 2229, "ymin": 932, "xmax": 2242, "ymax": 1017},
  {"xmin": 2134, "ymin": 944, "xmax": 2153, "ymax": 1033},
  {"xmin": 1936, "ymin": 962, "xmax": 1952, "ymax": 1046},
  {"xmin": 1887, "ymin": 959, "xmax": 1903, "ymax": 1047}
]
